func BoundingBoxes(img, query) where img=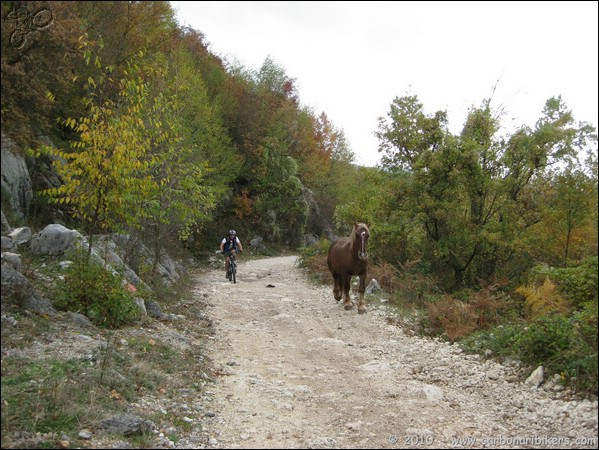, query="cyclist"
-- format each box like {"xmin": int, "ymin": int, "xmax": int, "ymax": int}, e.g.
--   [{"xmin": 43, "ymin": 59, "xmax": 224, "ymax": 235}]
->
[{"xmin": 220, "ymin": 229, "xmax": 243, "ymax": 279}]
